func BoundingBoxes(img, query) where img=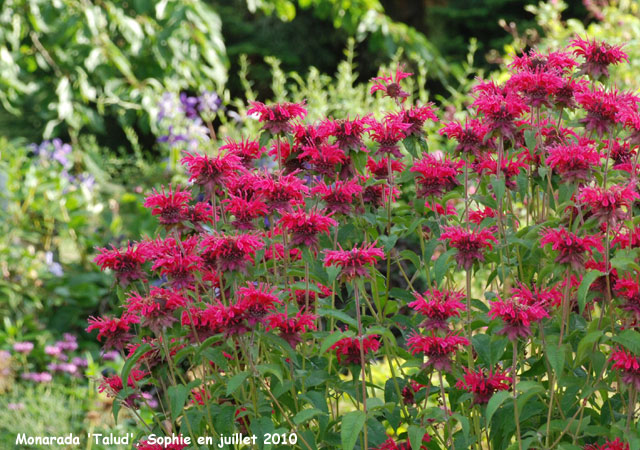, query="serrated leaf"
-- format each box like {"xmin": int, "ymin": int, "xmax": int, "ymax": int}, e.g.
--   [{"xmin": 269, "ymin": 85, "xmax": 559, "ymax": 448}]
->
[
  {"xmin": 293, "ymin": 408, "xmax": 324, "ymax": 425},
  {"xmin": 121, "ymin": 343, "xmax": 151, "ymax": 387},
  {"xmin": 168, "ymin": 385, "xmax": 189, "ymax": 420},
  {"xmin": 577, "ymin": 270, "xmax": 603, "ymax": 313},
  {"xmin": 486, "ymin": 390, "xmax": 511, "ymax": 425},
  {"xmin": 612, "ymin": 329, "xmax": 640, "ymax": 355},
  {"xmin": 226, "ymin": 371, "xmax": 250, "ymax": 396},
  {"xmin": 408, "ymin": 424, "xmax": 426, "ymax": 450},
  {"xmin": 341, "ymin": 410, "xmax": 366, "ymax": 450}
]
